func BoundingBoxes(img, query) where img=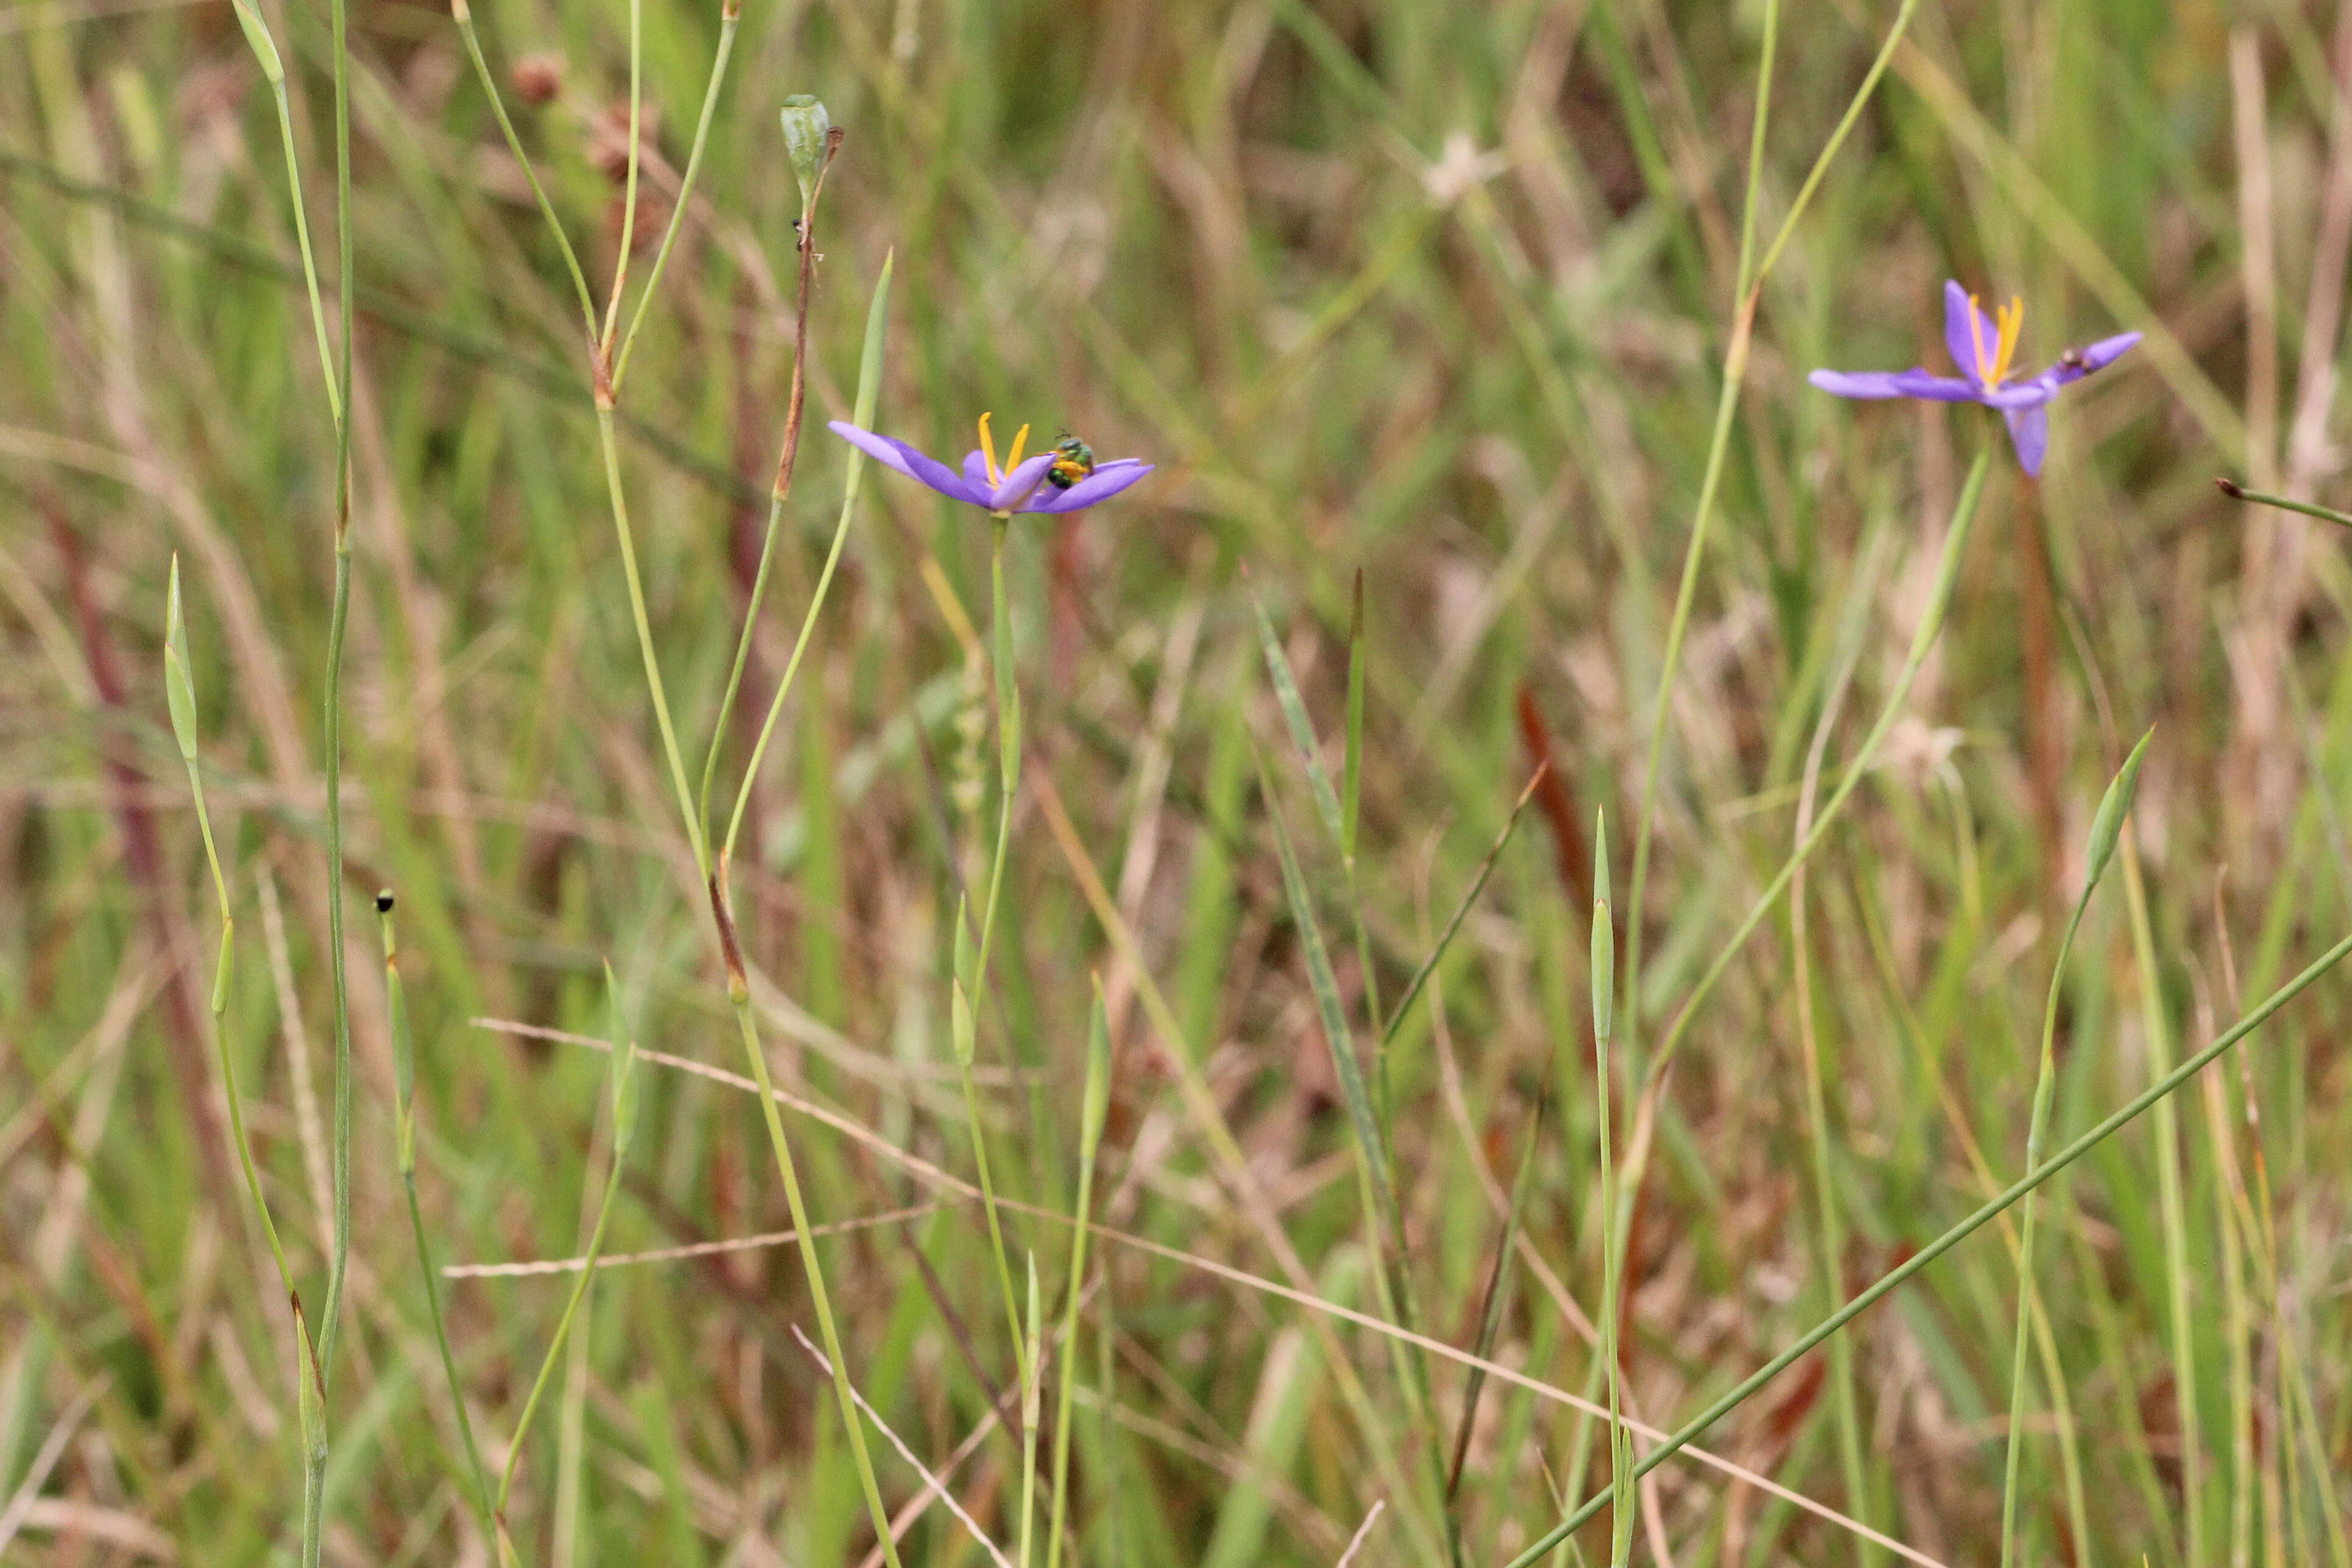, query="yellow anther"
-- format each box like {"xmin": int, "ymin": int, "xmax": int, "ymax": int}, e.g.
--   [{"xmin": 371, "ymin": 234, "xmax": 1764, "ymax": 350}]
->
[
  {"xmin": 1991, "ymin": 295, "xmax": 2024, "ymax": 385},
  {"xmin": 1003, "ymin": 423, "xmax": 1031, "ymax": 477},
  {"xmin": 1968, "ymin": 293, "xmax": 2025, "ymax": 386},
  {"xmin": 978, "ymin": 412, "xmax": 1000, "ymax": 486}
]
